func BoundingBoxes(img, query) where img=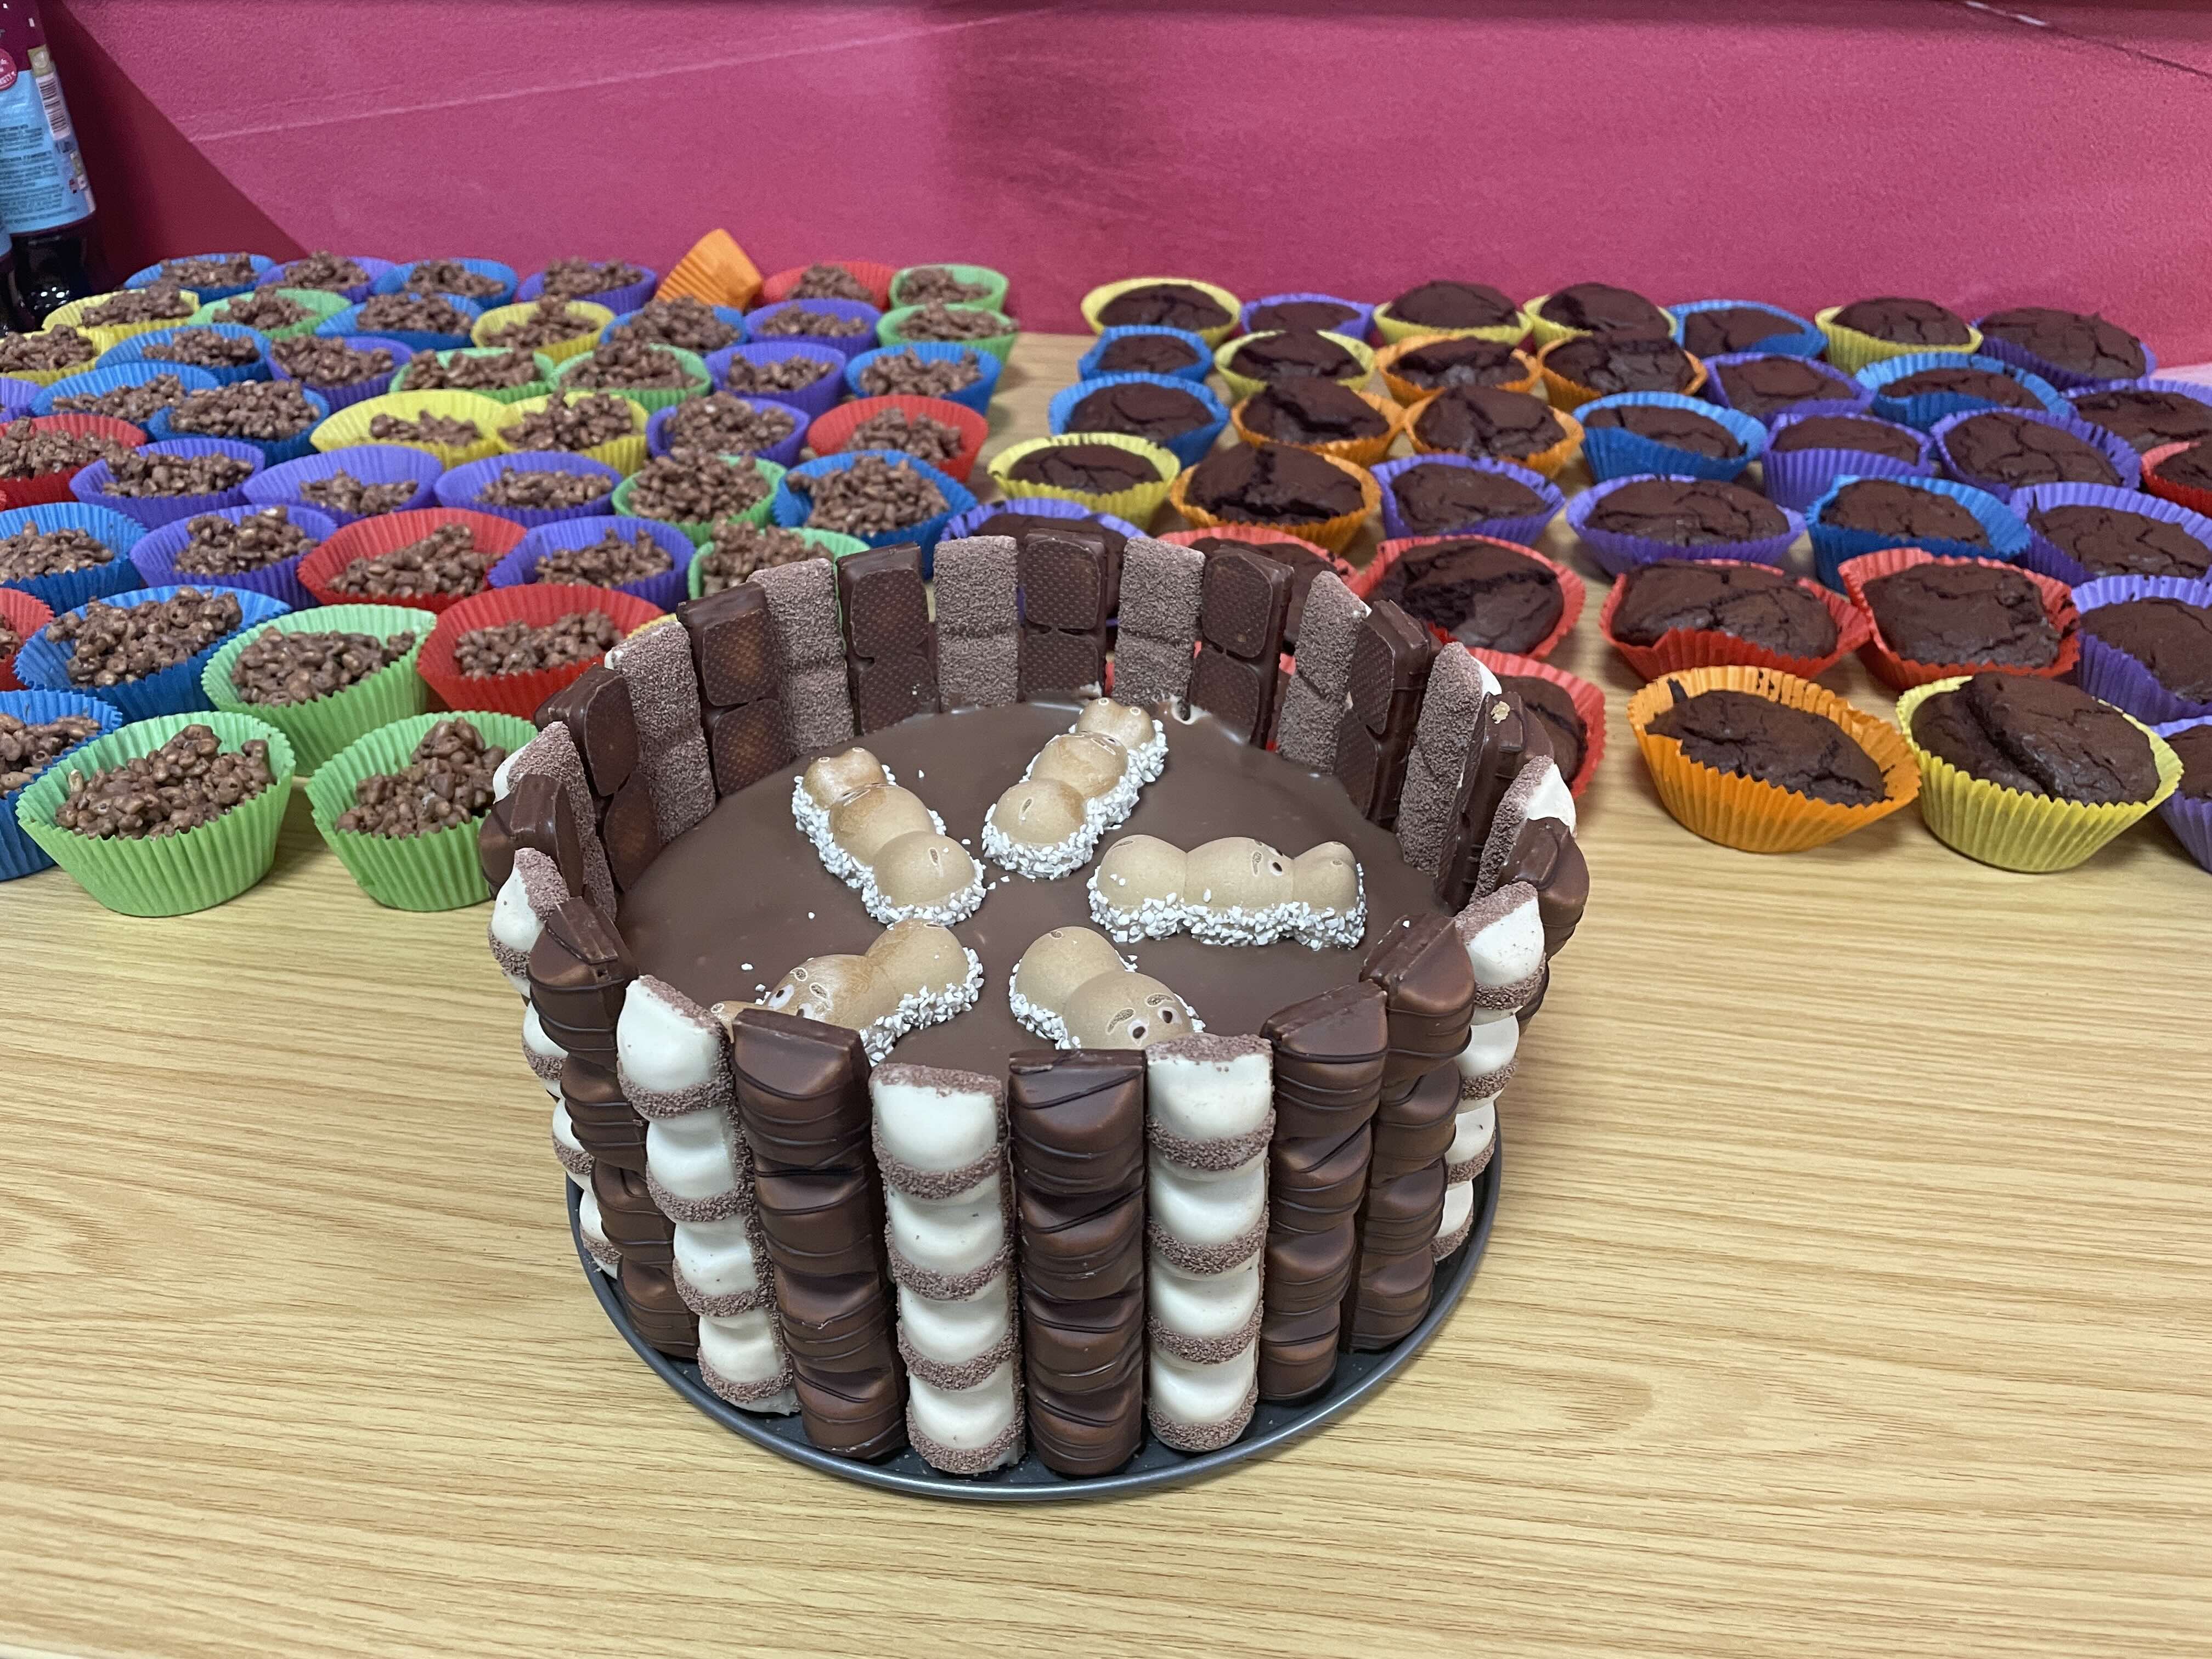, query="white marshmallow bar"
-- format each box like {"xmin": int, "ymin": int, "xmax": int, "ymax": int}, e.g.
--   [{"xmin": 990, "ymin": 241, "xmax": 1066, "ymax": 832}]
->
[
  {"xmin": 551, "ymin": 1103, "xmax": 592, "ymax": 1187},
  {"xmin": 1436, "ymin": 884, "xmax": 1545, "ymax": 1258},
  {"xmin": 871, "ymin": 1064, "xmax": 1023, "ymax": 1475},
  {"xmin": 489, "ymin": 845, "xmax": 568, "ymax": 996},
  {"xmin": 1142, "ymin": 1036, "xmax": 1272, "ymax": 1453}
]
